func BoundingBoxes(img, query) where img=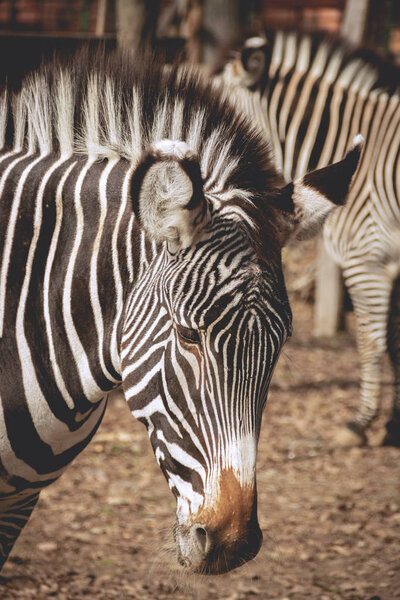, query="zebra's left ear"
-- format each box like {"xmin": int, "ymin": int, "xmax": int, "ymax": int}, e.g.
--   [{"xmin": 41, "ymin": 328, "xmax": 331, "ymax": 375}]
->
[
  {"xmin": 131, "ymin": 140, "xmax": 210, "ymax": 253},
  {"xmin": 269, "ymin": 136, "xmax": 364, "ymax": 244}
]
